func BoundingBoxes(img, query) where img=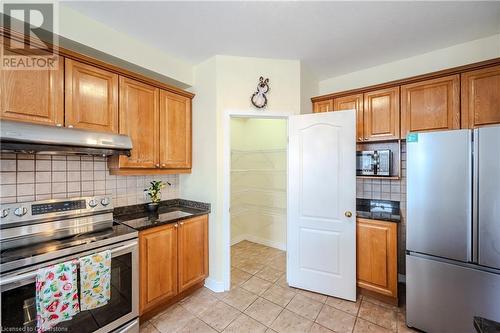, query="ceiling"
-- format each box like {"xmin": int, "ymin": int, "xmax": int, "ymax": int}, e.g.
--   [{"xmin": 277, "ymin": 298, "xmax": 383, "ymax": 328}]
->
[{"xmin": 64, "ymin": 1, "xmax": 500, "ymax": 80}]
